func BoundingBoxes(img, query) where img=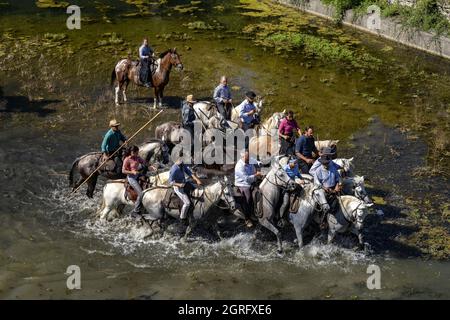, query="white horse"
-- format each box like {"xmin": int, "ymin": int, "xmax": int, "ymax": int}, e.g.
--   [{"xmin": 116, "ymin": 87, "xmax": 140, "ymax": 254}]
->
[
  {"xmin": 314, "ymin": 139, "xmax": 339, "ymax": 152},
  {"xmin": 327, "ymin": 195, "xmax": 373, "ymax": 249},
  {"xmin": 193, "ymin": 101, "xmax": 224, "ymax": 130},
  {"xmin": 288, "ymin": 181, "xmax": 330, "ymax": 248},
  {"xmin": 98, "ymin": 176, "xmax": 240, "ymax": 238},
  {"xmin": 230, "ymin": 98, "xmax": 264, "ymax": 127}
]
